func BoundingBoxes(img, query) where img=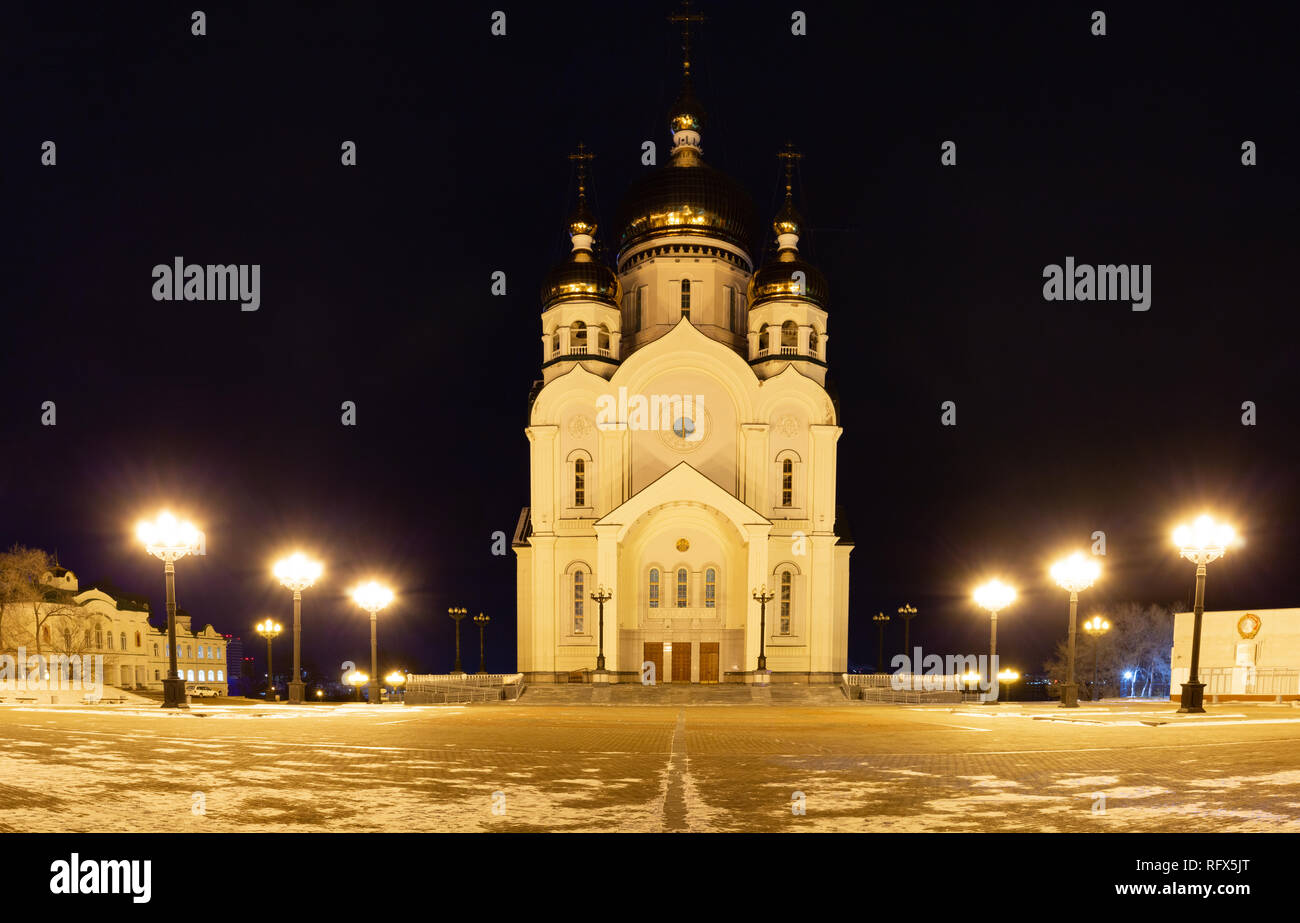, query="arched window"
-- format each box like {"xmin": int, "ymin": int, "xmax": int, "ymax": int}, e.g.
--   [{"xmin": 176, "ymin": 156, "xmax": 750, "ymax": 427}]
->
[
  {"xmin": 680, "ymin": 279, "xmax": 691, "ymax": 319},
  {"xmin": 217, "ymin": 670, "xmax": 224, "ymax": 681},
  {"xmin": 186, "ymin": 669, "xmax": 195, "ymax": 682},
  {"xmin": 571, "ymin": 321, "xmax": 587, "ymax": 354},
  {"xmin": 107, "ymin": 631, "xmax": 114, "ymax": 650},
  {"xmin": 573, "ymin": 570, "xmax": 585, "ymax": 633},
  {"xmin": 95, "ymin": 628, "xmax": 103, "ymax": 649},
  {"xmin": 154, "ymin": 670, "xmax": 160, "ymax": 681},
  {"xmin": 648, "ymin": 568, "xmax": 660, "ymax": 609},
  {"xmin": 551, "ymin": 330, "xmax": 560, "ymax": 356},
  {"xmin": 676, "ymin": 568, "xmax": 688, "ymax": 608},
  {"xmin": 808, "ymin": 329, "xmax": 820, "ymax": 357},
  {"xmin": 135, "ymin": 631, "xmax": 142, "ymax": 648},
  {"xmin": 185, "ymin": 644, "xmax": 191, "ymax": 658},
  {"xmin": 197, "ymin": 645, "xmax": 205, "ymax": 659},
  {"xmin": 153, "ymin": 643, "xmax": 159, "ymax": 657},
  {"xmin": 705, "ymin": 568, "xmax": 717, "ymax": 608},
  {"xmin": 574, "ymin": 458, "xmax": 586, "ymax": 507},
  {"xmin": 758, "ymin": 324, "xmax": 769, "ymax": 354},
  {"xmin": 120, "ymin": 632, "xmax": 127, "ymax": 650},
  {"xmin": 207, "ymin": 670, "xmax": 215, "ymax": 682},
  {"xmin": 782, "ymin": 459, "xmax": 794, "ymax": 507},
  {"xmin": 779, "ymin": 571, "xmax": 793, "ymax": 634},
  {"xmin": 781, "ymin": 320, "xmax": 798, "ymax": 352},
  {"xmin": 597, "ymin": 325, "xmax": 610, "ymax": 355},
  {"xmin": 63, "ymin": 628, "xmax": 72, "ymax": 648}
]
